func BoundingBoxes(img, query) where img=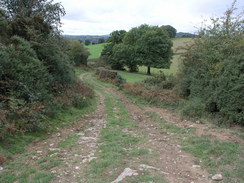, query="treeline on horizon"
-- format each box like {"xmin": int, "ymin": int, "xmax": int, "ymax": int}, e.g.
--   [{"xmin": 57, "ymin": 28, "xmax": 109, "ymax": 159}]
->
[{"xmin": 0, "ymin": 0, "xmax": 92, "ymax": 139}]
